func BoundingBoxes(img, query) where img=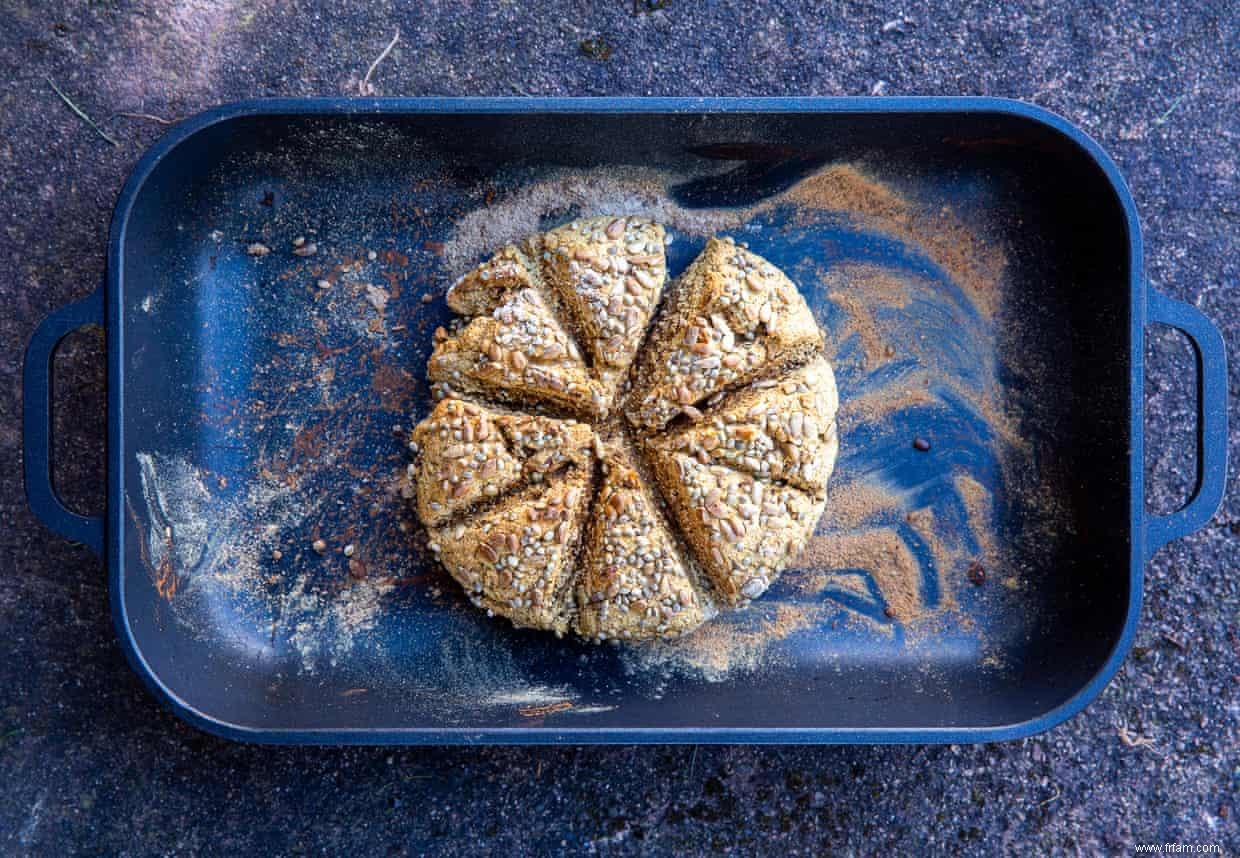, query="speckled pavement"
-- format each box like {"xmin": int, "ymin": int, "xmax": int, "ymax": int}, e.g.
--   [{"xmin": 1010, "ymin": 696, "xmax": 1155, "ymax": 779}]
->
[{"xmin": 0, "ymin": 2, "xmax": 1236, "ymax": 854}]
